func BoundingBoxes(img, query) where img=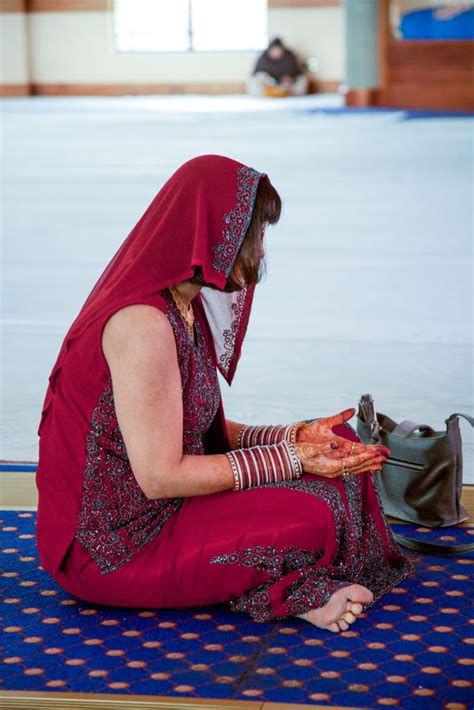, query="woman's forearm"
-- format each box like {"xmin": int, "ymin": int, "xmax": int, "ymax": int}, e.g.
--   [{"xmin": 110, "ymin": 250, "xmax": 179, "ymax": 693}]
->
[
  {"xmin": 145, "ymin": 453, "xmax": 235, "ymax": 499},
  {"xmin": 146, "ymin": 438, "xmax": 303, "ymax": 499},
  {"xmin": 144, "ymin": 436, "xmax": 303, "ymax": 499}
]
